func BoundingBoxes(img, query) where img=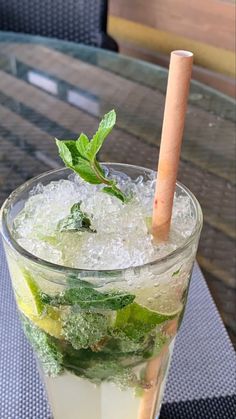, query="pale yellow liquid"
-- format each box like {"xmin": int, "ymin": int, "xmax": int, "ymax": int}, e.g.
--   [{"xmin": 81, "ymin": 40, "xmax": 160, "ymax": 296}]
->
[{"xmin": 44, "ymin": 340, "xmax": 175, "ymax": 419}]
